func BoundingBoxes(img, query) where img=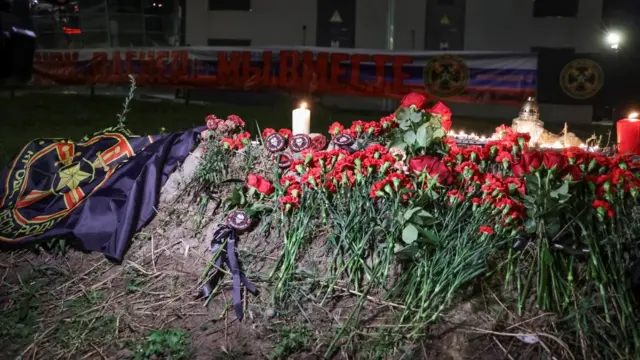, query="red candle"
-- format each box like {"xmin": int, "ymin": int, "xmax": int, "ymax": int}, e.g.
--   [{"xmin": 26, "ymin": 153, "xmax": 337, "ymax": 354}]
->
[{"xmin": 617, "ymin": 113, "xmax": 640, "ymax": 154}]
